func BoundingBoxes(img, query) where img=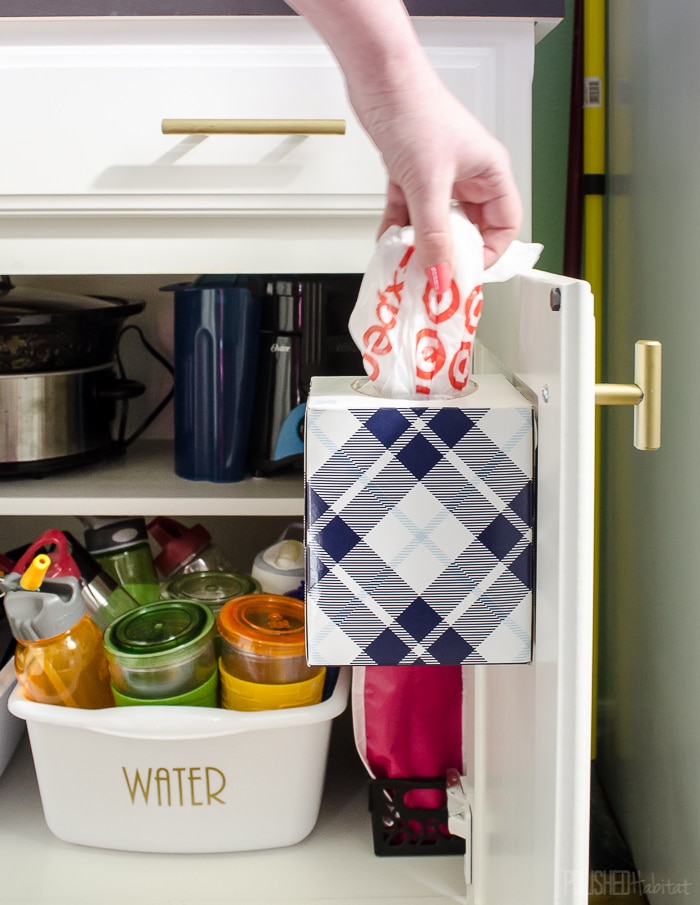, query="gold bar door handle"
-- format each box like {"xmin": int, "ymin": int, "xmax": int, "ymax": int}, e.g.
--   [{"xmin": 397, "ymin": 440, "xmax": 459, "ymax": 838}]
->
[
  {"xmin": 161, "ymin": 118, "xmax": 346, "ymax": 136},
  {"xmin": 595, "ymin": 339, "xmax": 662, "ymax": 450}
]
